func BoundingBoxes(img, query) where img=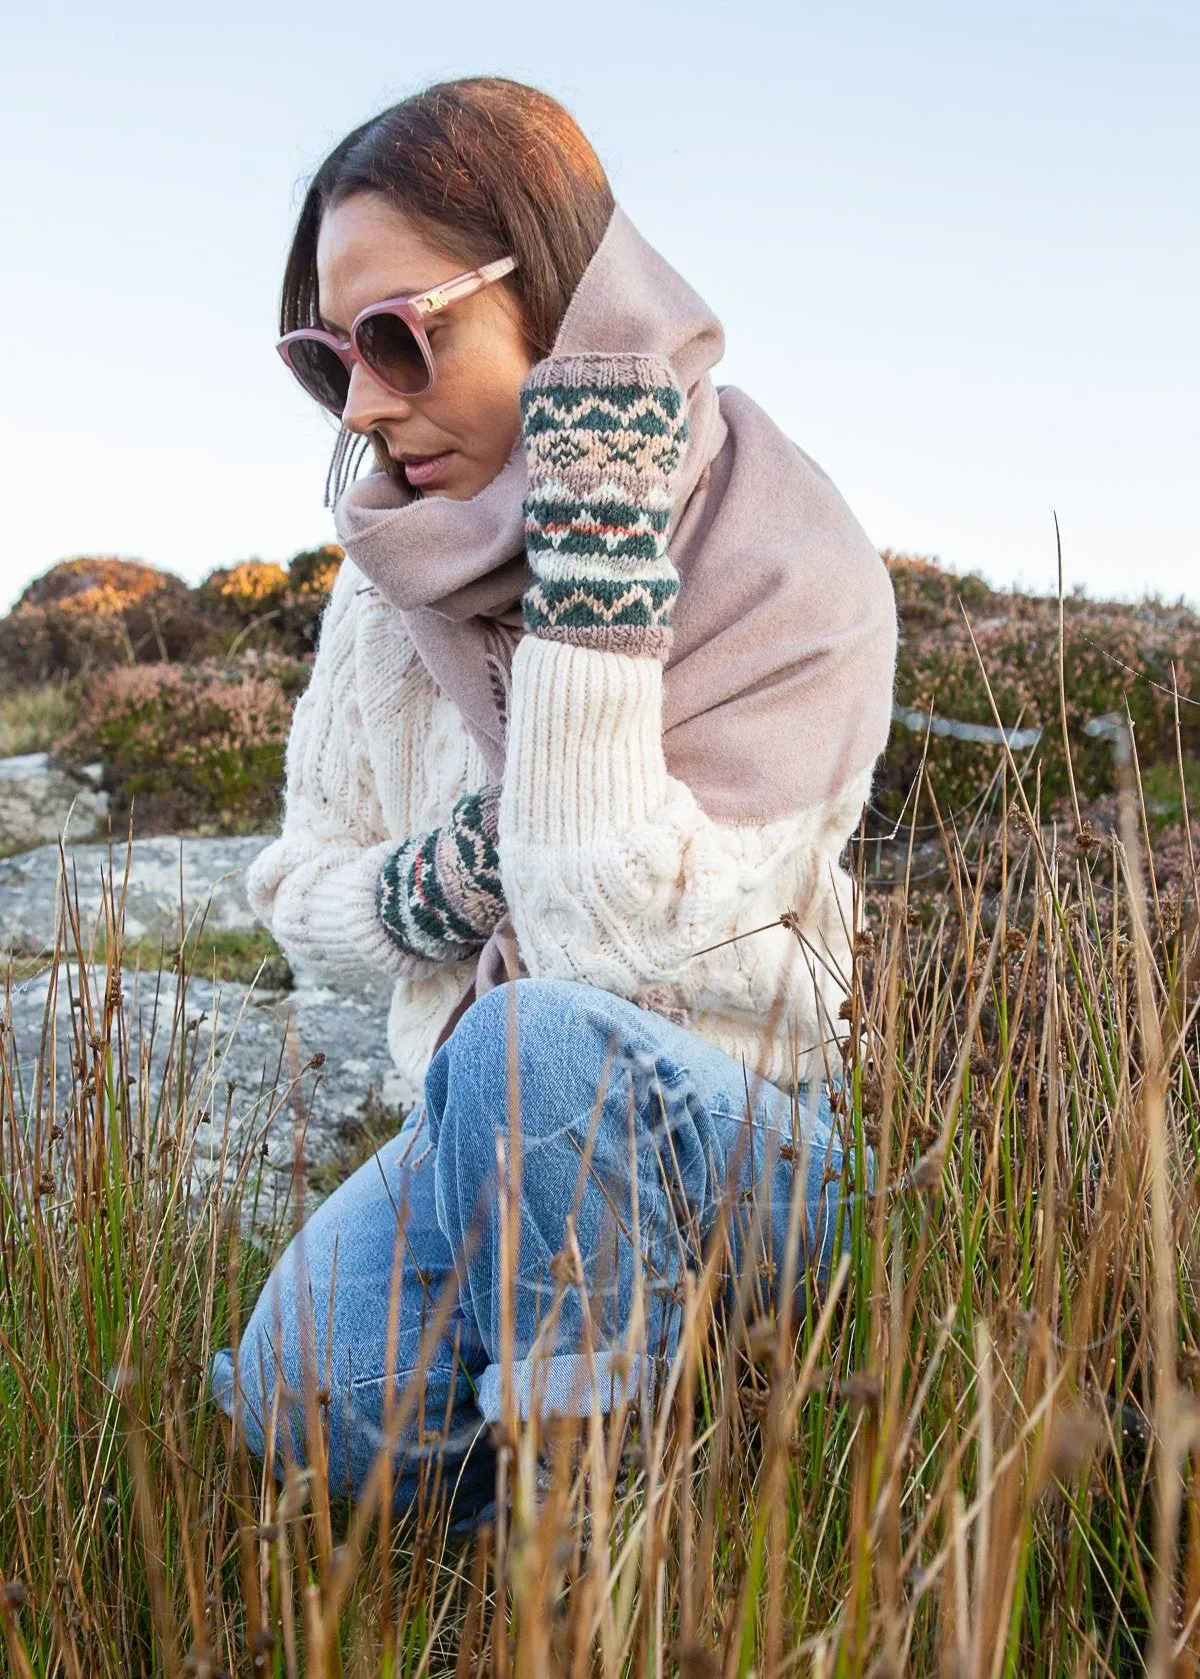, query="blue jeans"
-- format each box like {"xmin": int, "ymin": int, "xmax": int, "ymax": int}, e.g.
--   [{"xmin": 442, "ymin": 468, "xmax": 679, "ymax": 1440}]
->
[{"xmin": 210, "ymin": 979, "xmax": 857, "ymax": 1521}]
